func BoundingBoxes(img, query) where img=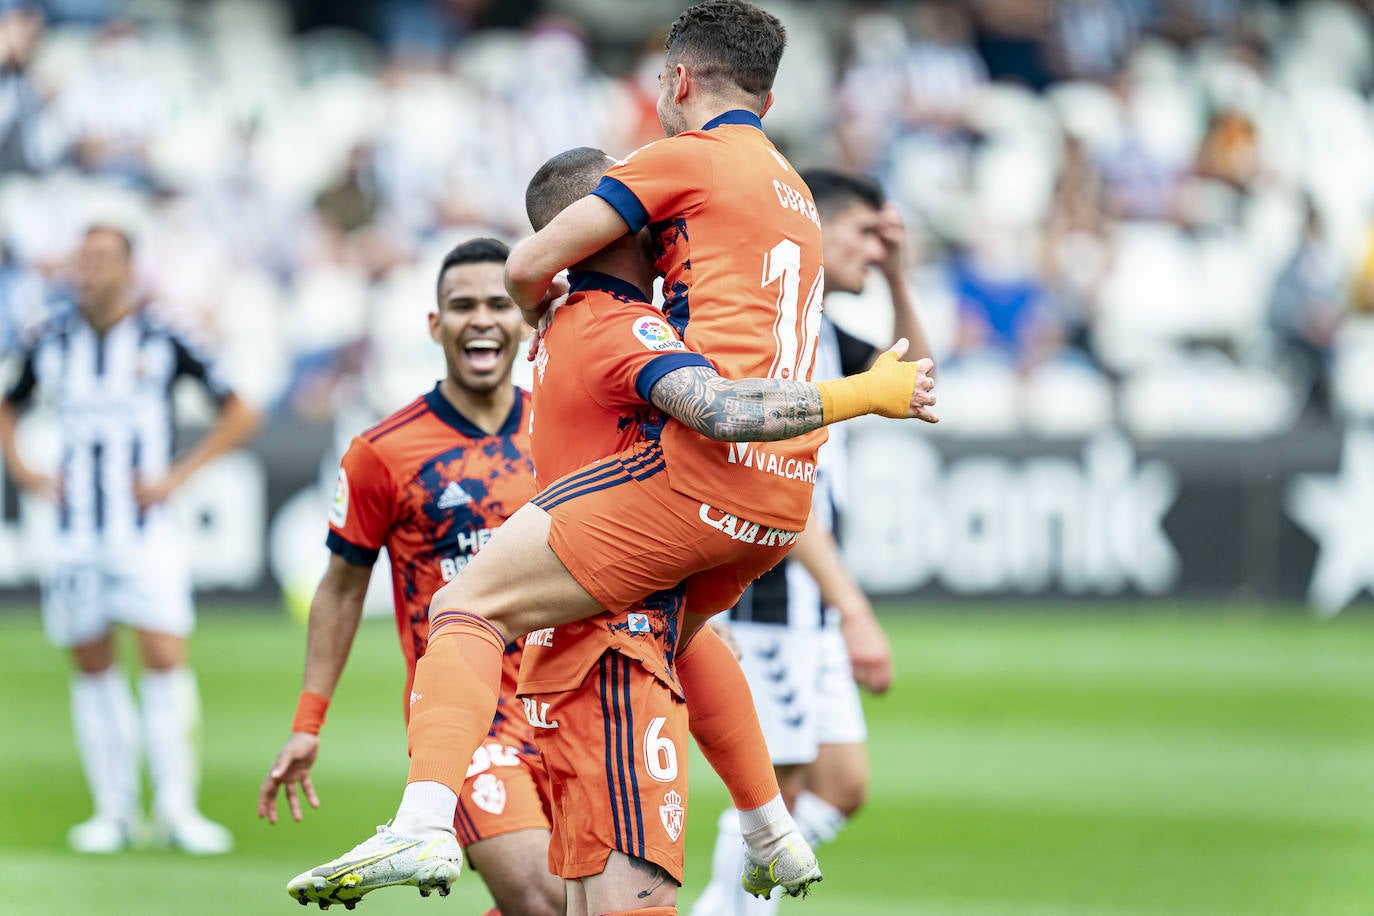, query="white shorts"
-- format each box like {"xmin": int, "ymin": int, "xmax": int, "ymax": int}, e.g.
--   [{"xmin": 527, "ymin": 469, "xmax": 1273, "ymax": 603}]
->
[
  {"xmin": 731, "ymin": 619, "xmax": 867, "ymax": 767},
  {"xmin": 42, "ymin": 543, "xmax": 193, "ymax": 648}
]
